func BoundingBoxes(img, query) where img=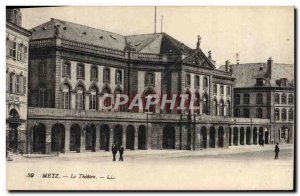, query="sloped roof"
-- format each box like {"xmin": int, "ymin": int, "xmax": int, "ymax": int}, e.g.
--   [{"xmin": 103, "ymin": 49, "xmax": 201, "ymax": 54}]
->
[
  {"xmin": 30, "ymin": 18, "xmax": 193, "ymax": 55},
  {"xmin": 219, "ymin": 62, "xmax": 294, "ymax": 88}
]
